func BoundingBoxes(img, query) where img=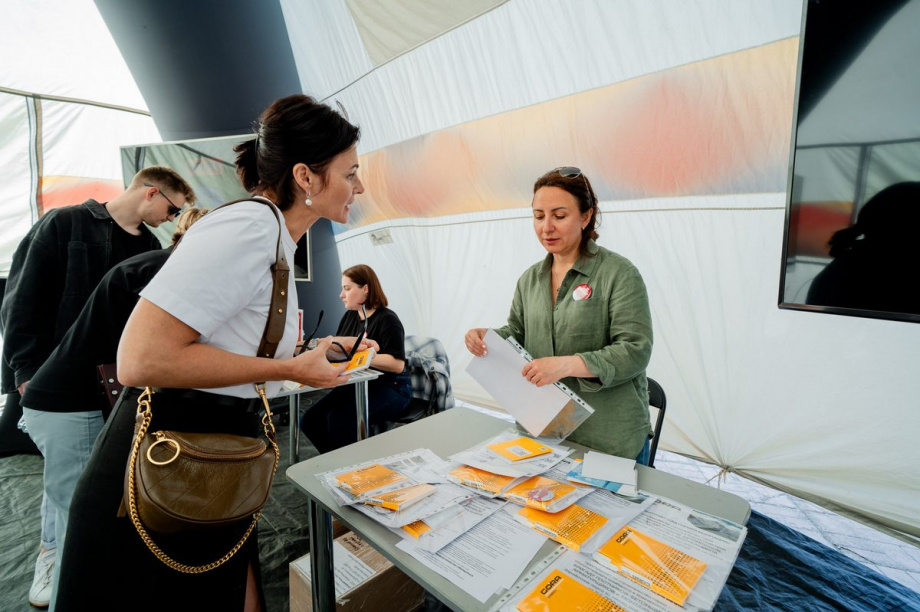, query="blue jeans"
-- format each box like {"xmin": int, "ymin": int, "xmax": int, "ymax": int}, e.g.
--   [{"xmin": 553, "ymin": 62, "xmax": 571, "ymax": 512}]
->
[
  {"xmin": 635, "ymin": 437, "xmax": 651, "ymax": 466},
  {"xmin": 23, "ymin": 408, "xmax": 104, "ymax": 611},
  {"xmin": 301, "ymin": 374, "xmax": 412, "ymax": 453}
]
